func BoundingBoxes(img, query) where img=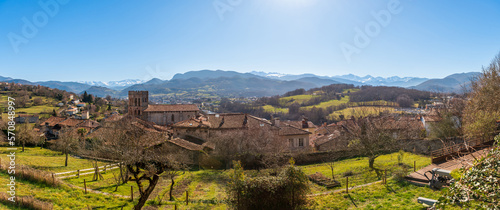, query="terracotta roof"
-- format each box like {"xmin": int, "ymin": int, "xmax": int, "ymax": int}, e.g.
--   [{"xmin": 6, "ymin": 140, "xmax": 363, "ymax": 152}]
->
[
  {"xmin": 314, "ymin": 130, "xmax": 341, "ymax": 147},
  {"xmin": 78, "ymin": 120, "xmax": 100, "ymax": 129},
  {"xmin": 144, "ymin": 104, "xmax": 199, "ymax": 112},
  {"xmin": 168, "ymin": 138, "xmax": 204, "ymax": 151},
  {"xmin": 278, "ymin": 124, "xmax": 311, "ymax": 136},
  {"xmin": 283, "ymin": 120, "xmax": 316, "ymax": 129},
  {"xmin": 206, "ymin": 113, "xmax": 265, "ymax": 129},
  {"xmin": 172, "ymin": 117, "xmax": 210, "ymax": 128},
  {"xmin": 57, "ymin": 118, "xmax": 82, "ymax": 127},
  {"xmin": 42, "ymin": 116, "xmax": 66, "ymax": 127}
]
